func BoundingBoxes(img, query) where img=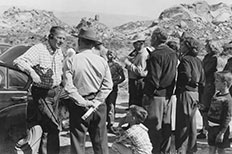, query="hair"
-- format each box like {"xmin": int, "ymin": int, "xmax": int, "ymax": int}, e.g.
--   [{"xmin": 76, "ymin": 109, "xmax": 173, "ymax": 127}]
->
[
  {"xmin": 152, "ymin": 27, "xmax": 168, "ymax": 44},
  {"xmin": 166, "ymin": 40, "xmax": 179, "ymax": 52},
  {"xmin": 215, "ymin": 71, "xmax": 232, "ymax": 88},
  {"xmin": 129, "ymin": 105, "xmax": 148, "ymax": 124},
  {"xmin": 205, "ymin": 40, "xmax": 222, "ymax": 55},
  {"xmin": 106, "ymin": 50, "xmax": 116, "ymax": 59},
  {"xmin": 182, "ymin": 37, "xmax": 200, "ymax": 57},
  {"xmin": 49, "ymin": 26, "xmax": 65, "ymax": 39}
]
